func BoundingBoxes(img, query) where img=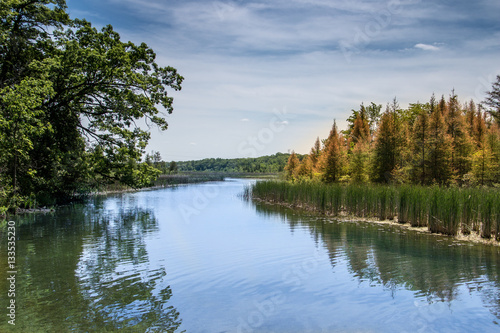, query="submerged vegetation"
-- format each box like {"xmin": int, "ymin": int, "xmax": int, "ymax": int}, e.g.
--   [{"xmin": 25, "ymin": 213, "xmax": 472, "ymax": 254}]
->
[{"xmin": 247, "ymin": 181, "xmax": 500, "ymax": 241}]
